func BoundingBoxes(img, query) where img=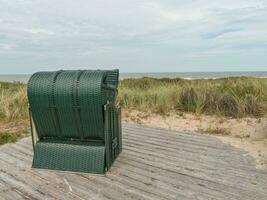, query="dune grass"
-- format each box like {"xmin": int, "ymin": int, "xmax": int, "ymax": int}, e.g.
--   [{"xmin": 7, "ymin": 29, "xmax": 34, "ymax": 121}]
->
[
  {"xmin": 0, "ymin": 82, "xmax": 28, "ymax": 121},
  {"xmin": 0, "ymin": 77, "xmax": 266, "ymax": 145},
  {"xmin": 0, "ymin": 82, "xmax": 28, "ymax": 145},
  {"xmin": 117, "ymin": 77, "xmax": 267, "ymax": 118},
  {"xmin": 2, "ymin": 77, "xmax": 266, "ymax": 122}
]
